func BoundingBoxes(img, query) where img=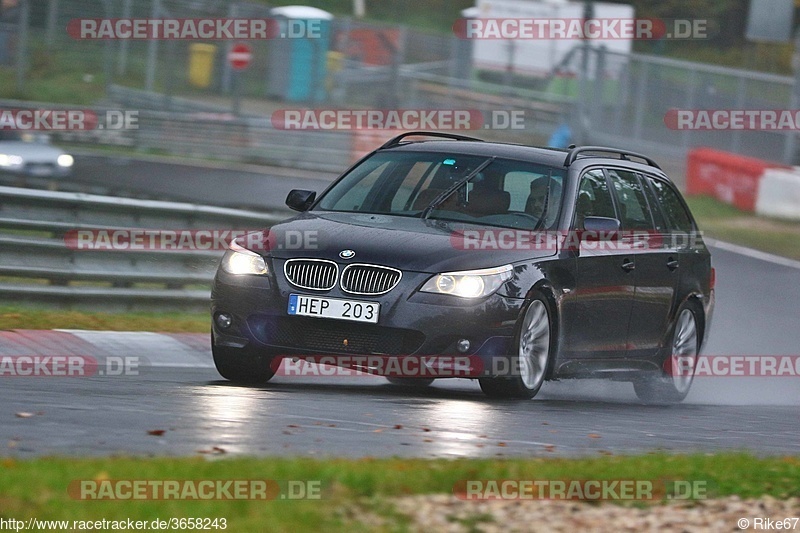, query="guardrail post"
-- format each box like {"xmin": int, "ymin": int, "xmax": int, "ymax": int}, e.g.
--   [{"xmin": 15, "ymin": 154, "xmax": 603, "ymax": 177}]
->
[
  {"xmin": 145, "ymin": 0, "xmax": 161, "ymax": 92},
  {"xmin": 45, "ymin": 0, "xmax": 58, "ymax": 51},
  {"xmin": 15, "ymin": 0, "xmax": 29, "ymax": 93},
  {"xmin": 632, "ymin": 60, "xmax": 649, "ymax": 141}
]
